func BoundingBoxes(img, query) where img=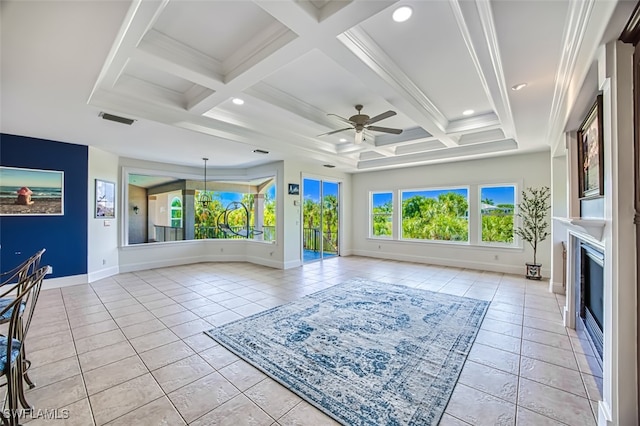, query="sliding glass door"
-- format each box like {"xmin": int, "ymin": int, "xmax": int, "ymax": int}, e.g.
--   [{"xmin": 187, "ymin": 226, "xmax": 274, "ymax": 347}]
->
[{"xmin": 302, "ymin": 178, "xmax": 339, "ymax": 262}]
